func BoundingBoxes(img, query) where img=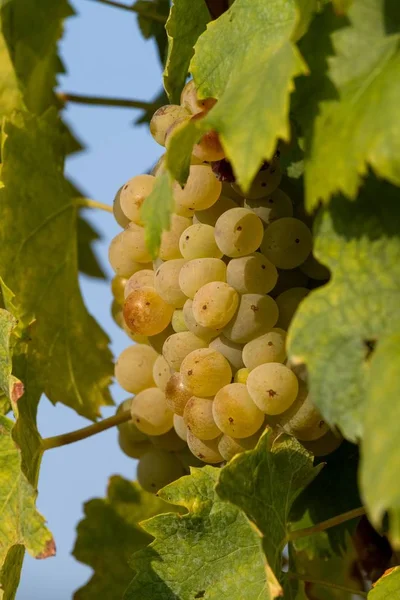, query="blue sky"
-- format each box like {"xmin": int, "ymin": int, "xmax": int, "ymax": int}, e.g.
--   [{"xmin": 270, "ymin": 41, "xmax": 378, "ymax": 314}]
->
[{"xmin": 17, "ymin": 1, "xmax": 162, "ymax": 597}]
